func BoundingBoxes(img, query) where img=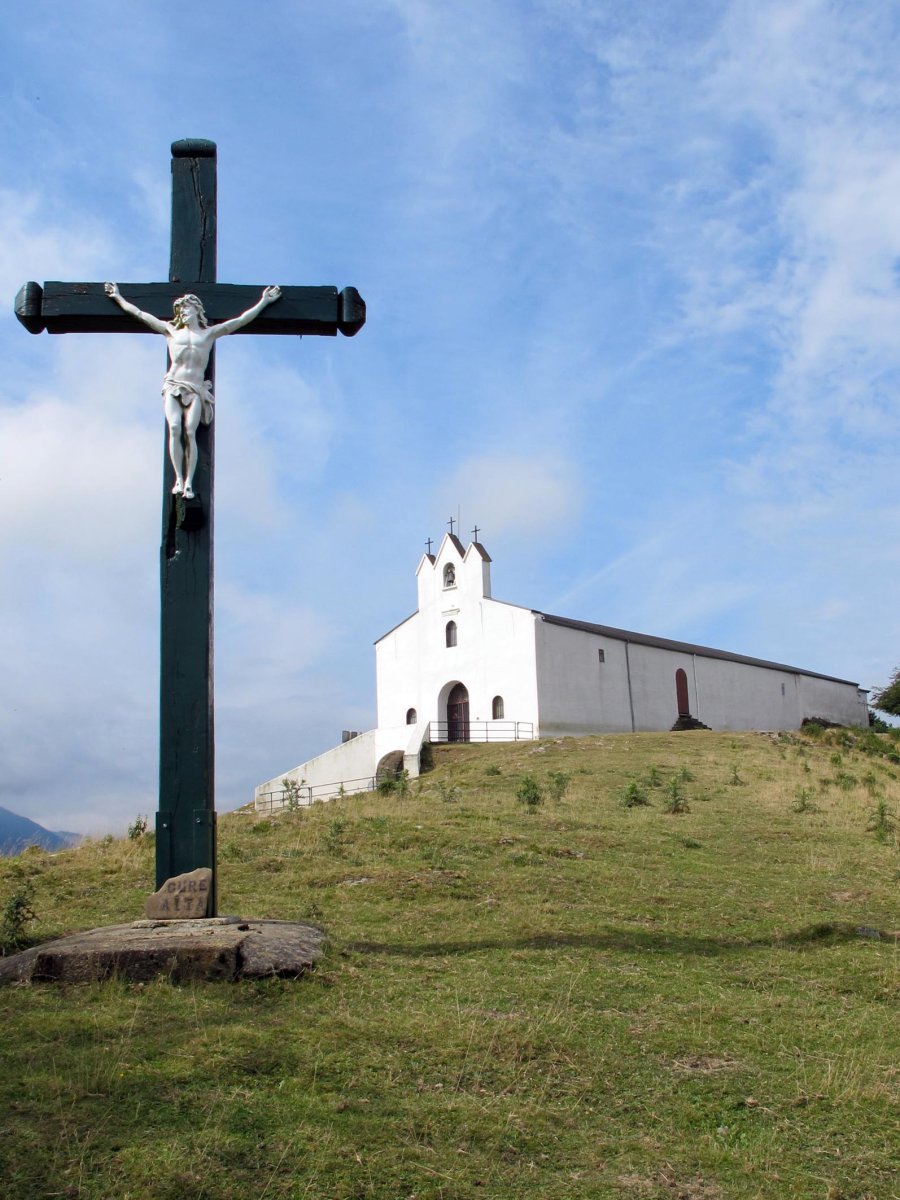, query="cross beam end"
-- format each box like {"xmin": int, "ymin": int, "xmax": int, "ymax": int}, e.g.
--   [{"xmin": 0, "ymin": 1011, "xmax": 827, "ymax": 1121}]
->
[
  {"xmin": 15, "ymin": 281, "xmax": 45, "ymax": 334},
  {"xmin": 339, "ymin": 286, "xmax": 366, "ymax": 337}
]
